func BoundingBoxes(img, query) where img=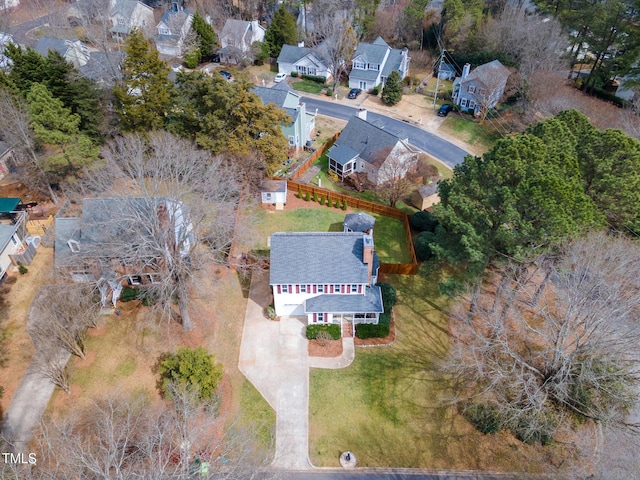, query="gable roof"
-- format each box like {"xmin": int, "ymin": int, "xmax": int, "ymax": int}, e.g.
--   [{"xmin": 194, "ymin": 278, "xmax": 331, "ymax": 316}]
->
[
  {"xmin": 353, "ymin": 36, "xmax": 389, "ymax": 65},
  {"xmin": 462, "ymin": 59, "xmax": 510, "ymax": 86},
  {"xmin": 220, "ymin": 19, "xmax": 264, "ymax": 45},
  {"xmin": 417, "ymin": 181, "xmax": 439, "ymax": 198},
  {"xmin": 252, "ymin": 85, "xmax": 299, "ymax": 123},
  {"xmin": 305, "ymin": 285, "xmax": 383, "ymax": 313},
  {"xmin": 110, "ymin": 0, "xmax": 151, "ymax": 18},
  {"xmin": 270, "ymin": 232, "xmax": 375, "ymax": 284},
  {"xmin": 277, "ymin": 43, "xmax": 330, "ymax": 68},
  {"xmin": 330, "ymin": 115, "xmax": 402, "ymax": 167}
]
